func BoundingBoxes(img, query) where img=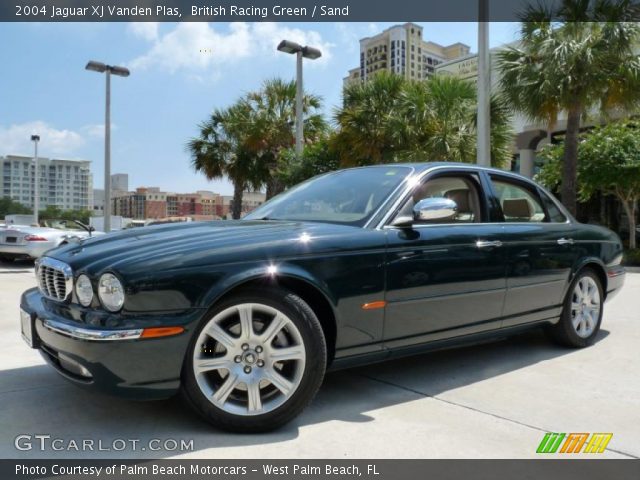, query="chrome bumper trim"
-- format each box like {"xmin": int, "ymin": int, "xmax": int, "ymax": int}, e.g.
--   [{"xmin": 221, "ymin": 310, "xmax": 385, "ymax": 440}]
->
[{"xmin": 42, "ymin": 318, "xmax": 142, "ymax": 341}]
